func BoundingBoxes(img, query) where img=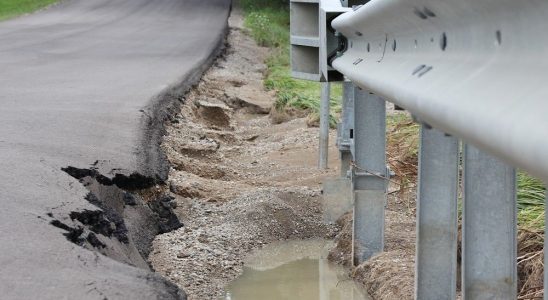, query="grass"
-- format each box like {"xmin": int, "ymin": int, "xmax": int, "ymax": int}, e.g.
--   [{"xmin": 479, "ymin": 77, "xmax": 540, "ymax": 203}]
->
[
  {"xmin": 385, "ymin": 113, "xmax": 545, "ymax": 229},
  {"xmin": 517, "ymin": 172, "xmax": 545, "ymax": 229},
  {"xmin": 386, "ymin": 113, "xmax": 419, "ymax": 197},
  {"xmin": 516, "ymin": 172, "xmax": 545, "ymax": 297},
  {"xmin": 0, "ymin": 0, "xmax": 58, "ymax": 21},
  {"xmin": 240, "ymin": 0, "xmax": 341, "ymax": 127}
]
